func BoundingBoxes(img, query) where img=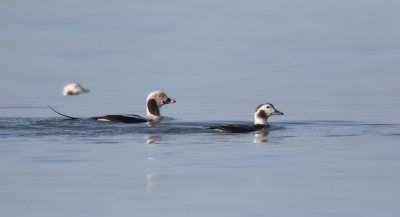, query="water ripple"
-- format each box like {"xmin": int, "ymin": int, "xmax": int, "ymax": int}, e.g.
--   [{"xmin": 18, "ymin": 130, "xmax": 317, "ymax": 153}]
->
[{"xmin": 0, "ymin": 117, "xmax": 399, "ymax": 138}]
